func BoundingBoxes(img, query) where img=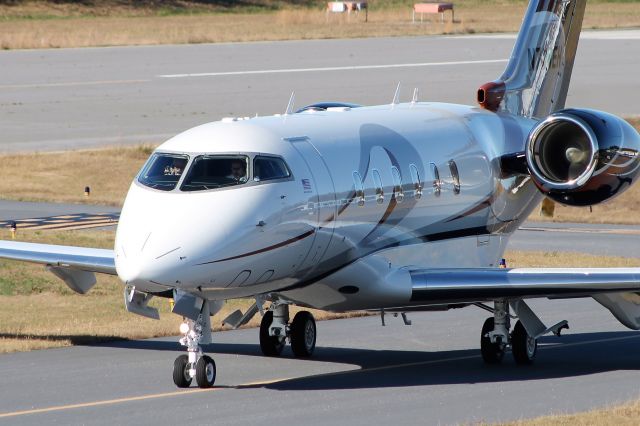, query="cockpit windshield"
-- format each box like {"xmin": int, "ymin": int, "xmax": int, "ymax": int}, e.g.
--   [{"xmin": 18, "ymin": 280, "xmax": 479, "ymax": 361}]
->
[
  {"xmin": 181, "ymin": 155, "xmax": 249, "ymax": 191},
  {"xmin": 138, "ymin": 153, "xmax": 189, "ymax": 191}
]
